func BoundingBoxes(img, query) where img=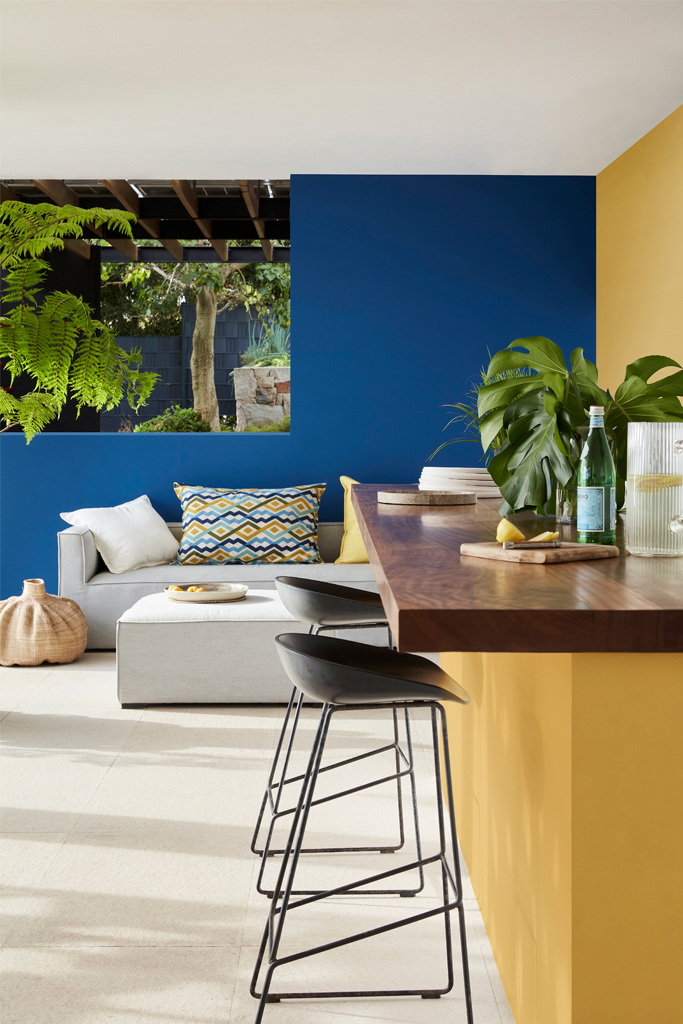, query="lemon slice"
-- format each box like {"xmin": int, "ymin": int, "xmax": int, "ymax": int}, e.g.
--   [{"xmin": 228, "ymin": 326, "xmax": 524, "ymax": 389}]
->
[
  {"xmin": 631, "ymin": 474, "xmax": 683, "ymax": 493},
  {"xmin": 496, "ymin": 518, "xmax": 526, "ymax": 544},
  {"xmin": 533, "ymin": 531, "xmax": 560, "ymax": 542}
]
